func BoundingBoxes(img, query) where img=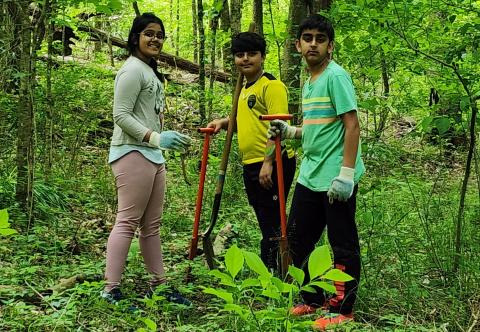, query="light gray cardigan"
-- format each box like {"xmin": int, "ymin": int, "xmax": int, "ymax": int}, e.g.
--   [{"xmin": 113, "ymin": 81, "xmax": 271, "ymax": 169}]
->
[{"xmin": 110, "ymin": 56, "xmax": 164, "ymax": 146}]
